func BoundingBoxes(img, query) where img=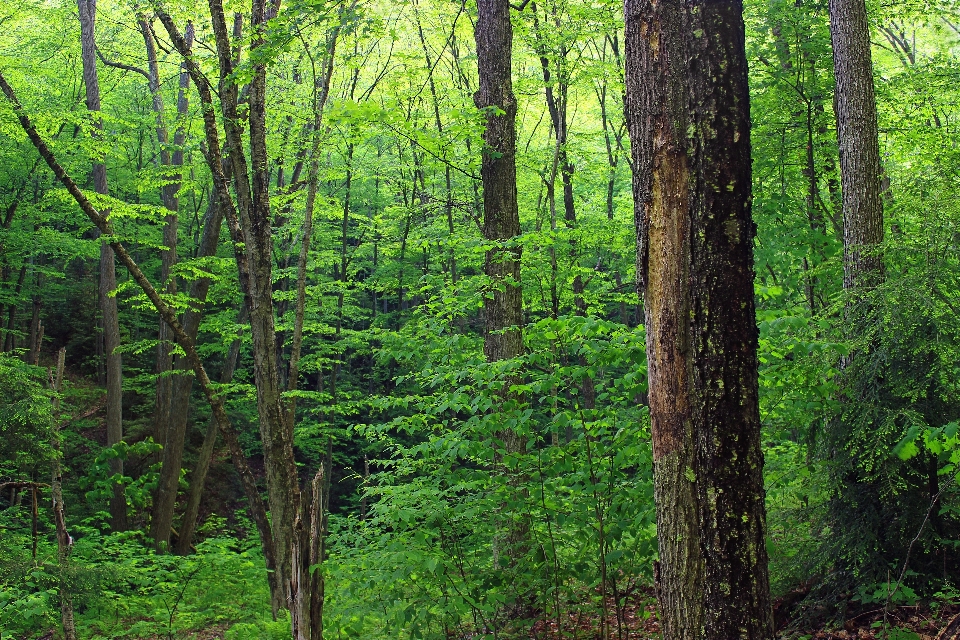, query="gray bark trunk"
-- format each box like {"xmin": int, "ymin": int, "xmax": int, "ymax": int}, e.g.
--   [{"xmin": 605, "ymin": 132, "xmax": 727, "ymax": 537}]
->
[{"xmin": 830, "ymin": 0, "xmax": 884, "ymax": 291}]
